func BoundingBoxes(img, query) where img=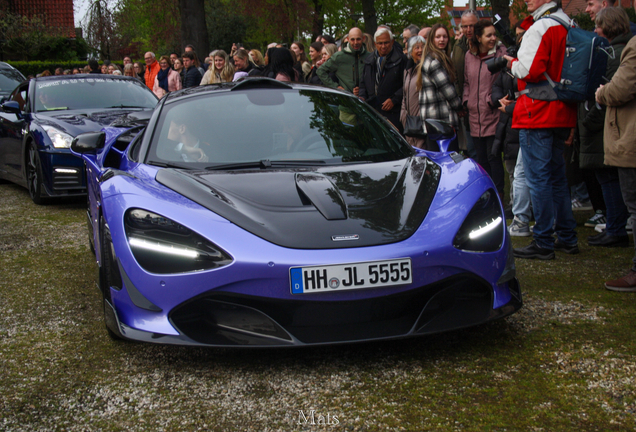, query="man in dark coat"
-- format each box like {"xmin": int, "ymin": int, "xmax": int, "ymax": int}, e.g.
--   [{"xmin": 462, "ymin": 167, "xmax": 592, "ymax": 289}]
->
[
  {"xmin": 359, "ymin": 27, "xmax": 407, "ymax": 133},
  {"xmin": 182, "ymin": 51, "xmax": 203, "ymax": 88}
]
